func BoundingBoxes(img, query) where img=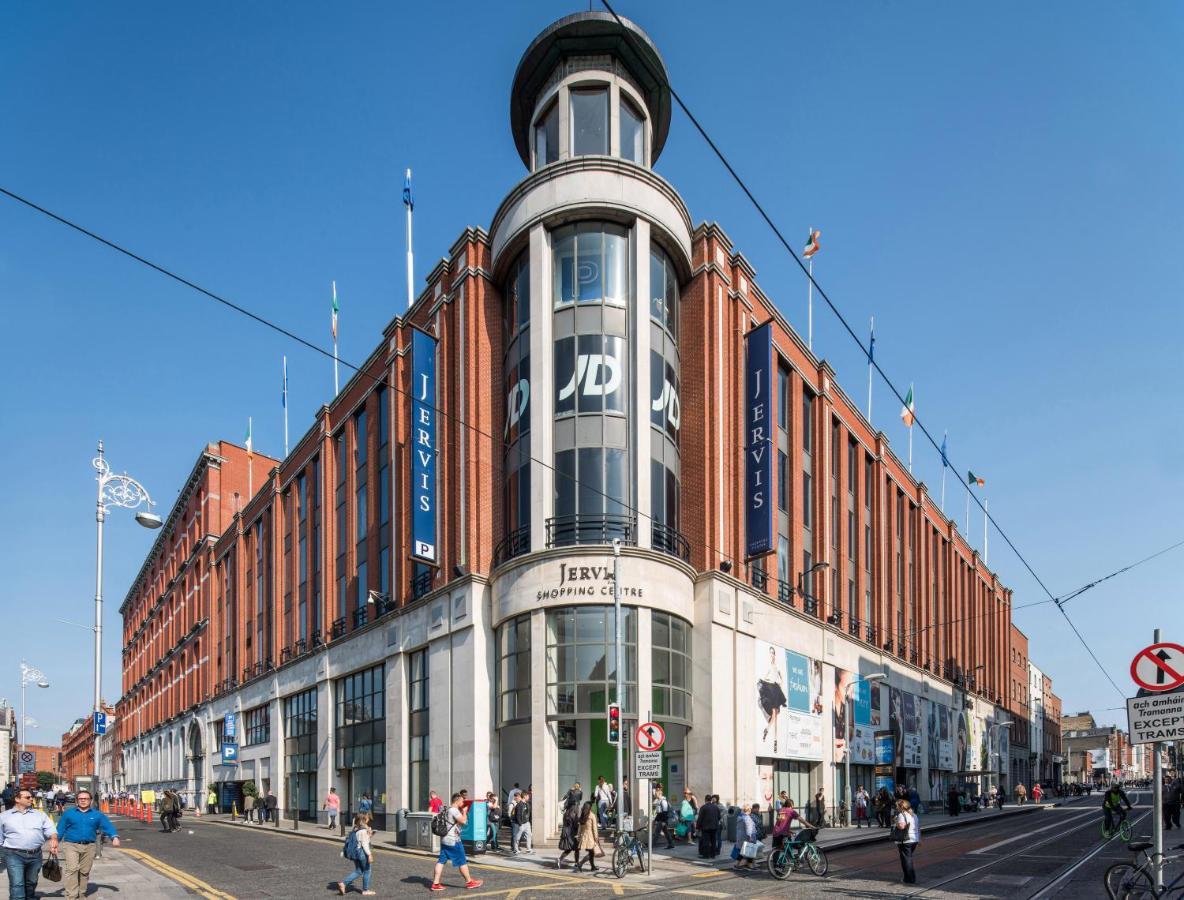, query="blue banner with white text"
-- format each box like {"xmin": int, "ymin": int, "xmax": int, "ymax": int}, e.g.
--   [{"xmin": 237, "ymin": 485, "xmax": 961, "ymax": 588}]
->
[
  {"xmin": 411, "ymin": 328, "xmax": 438, "ymax": 564},
  {"xmin": 744, "ymin": 322, "xmax": 774, "ymax": 558}
]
